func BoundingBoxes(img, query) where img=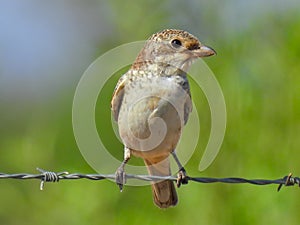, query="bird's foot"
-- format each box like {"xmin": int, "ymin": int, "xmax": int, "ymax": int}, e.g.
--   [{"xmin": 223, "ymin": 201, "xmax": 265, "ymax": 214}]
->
[
  {"xmin": 176, "ymin": 167, "xmax": 189, "ymax": 188},
  {"xmin": 115, "ymin": 165, "xmax": 126, "ymax": 192}
]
